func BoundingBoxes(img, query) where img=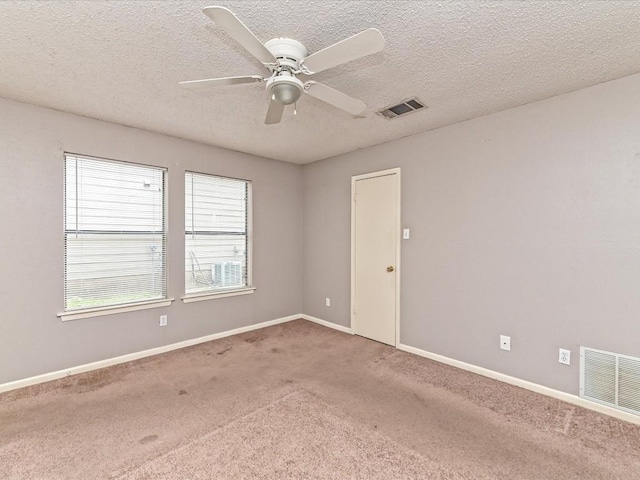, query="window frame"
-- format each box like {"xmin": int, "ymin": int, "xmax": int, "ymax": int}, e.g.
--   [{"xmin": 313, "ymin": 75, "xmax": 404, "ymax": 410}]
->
[
  {"xmin": 182, "ymin": 170, "xmax": 254, "ymax": 303},
  {"xmin": 58, "ymin": 153, "xmax": 174, "ymax": 321}
]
